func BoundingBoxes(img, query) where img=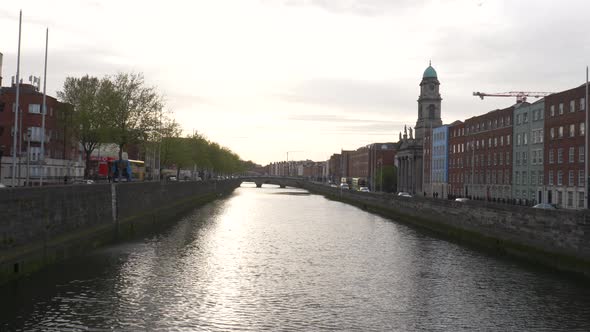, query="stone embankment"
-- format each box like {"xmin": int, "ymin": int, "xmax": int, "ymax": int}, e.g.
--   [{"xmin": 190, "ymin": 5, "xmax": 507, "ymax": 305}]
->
[
  {"xmin": 303, "ymin": 182, "xmax": 590, "ymax": 278},
  {"xmin": 0, "ymin": 180, "xmax": 240, "ymax": 284}
]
